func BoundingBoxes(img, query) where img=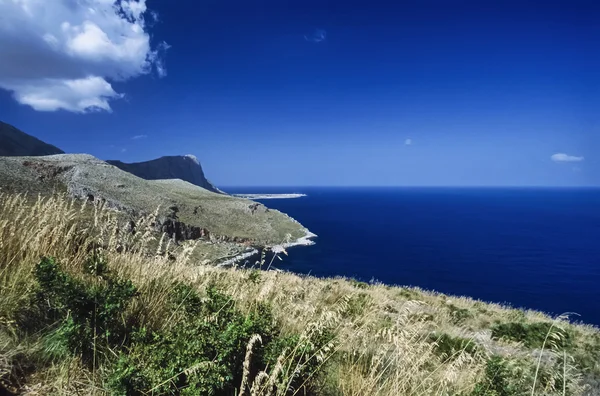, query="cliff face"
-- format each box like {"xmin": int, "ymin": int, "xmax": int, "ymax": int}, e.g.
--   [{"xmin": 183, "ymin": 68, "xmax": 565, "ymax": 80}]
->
[
  {"xmin": 0, "ymin": 121, "xmax": 64, "ymax": 156},
  {"xmin": 107, "ymin": 155, "xmax": 222, "ymax": 194}
]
